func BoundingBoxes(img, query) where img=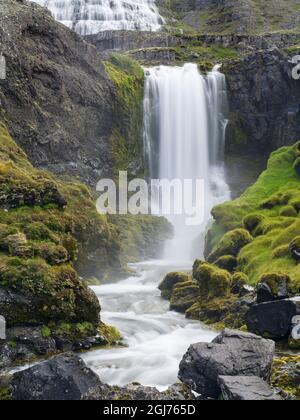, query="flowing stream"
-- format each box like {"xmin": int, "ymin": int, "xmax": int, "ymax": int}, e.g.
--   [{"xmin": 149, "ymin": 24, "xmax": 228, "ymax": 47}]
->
[
  {"xmin": 82, "ymin": 261, "xmax": 216, "ymax": 389},
  {"xmin": 31, "ymin": 0, "xmax": 164, "ymax": 34},
  {"xmin": 82, "ymin": 64, "xmax": 230, "ymax": 389}
]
